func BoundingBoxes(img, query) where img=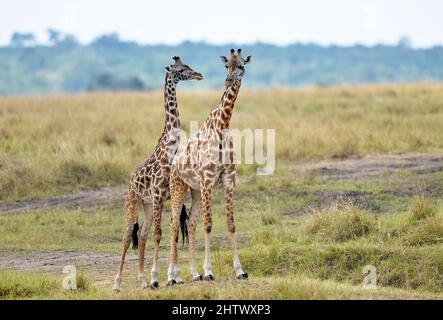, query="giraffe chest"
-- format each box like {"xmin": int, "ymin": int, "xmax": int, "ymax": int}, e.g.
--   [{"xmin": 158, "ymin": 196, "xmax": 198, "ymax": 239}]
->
[{"xmin": 173, "ymin": 135, "xmax": 233, "ymax": 190}]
